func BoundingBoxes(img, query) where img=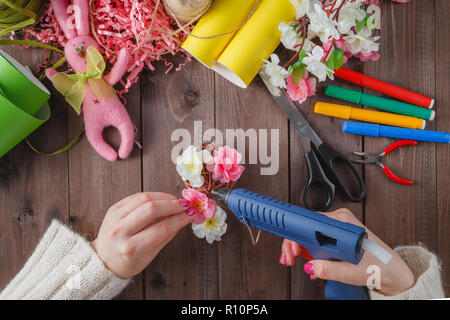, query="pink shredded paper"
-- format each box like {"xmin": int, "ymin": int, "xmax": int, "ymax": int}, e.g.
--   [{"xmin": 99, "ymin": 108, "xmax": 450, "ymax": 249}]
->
[{"xmin": 21, "ymin": 0, "xmax": 192, "ymax": 94}]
